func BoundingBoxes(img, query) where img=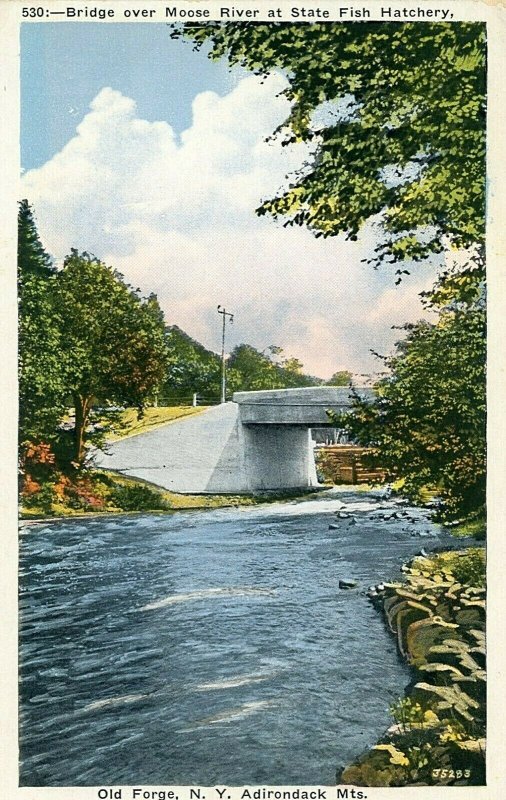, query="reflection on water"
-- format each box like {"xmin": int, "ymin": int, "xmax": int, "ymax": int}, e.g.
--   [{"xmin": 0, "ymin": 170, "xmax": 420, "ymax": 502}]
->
[{"xmin": 19, "ymin": 489, "xmax": 463, "ymax": 786}]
